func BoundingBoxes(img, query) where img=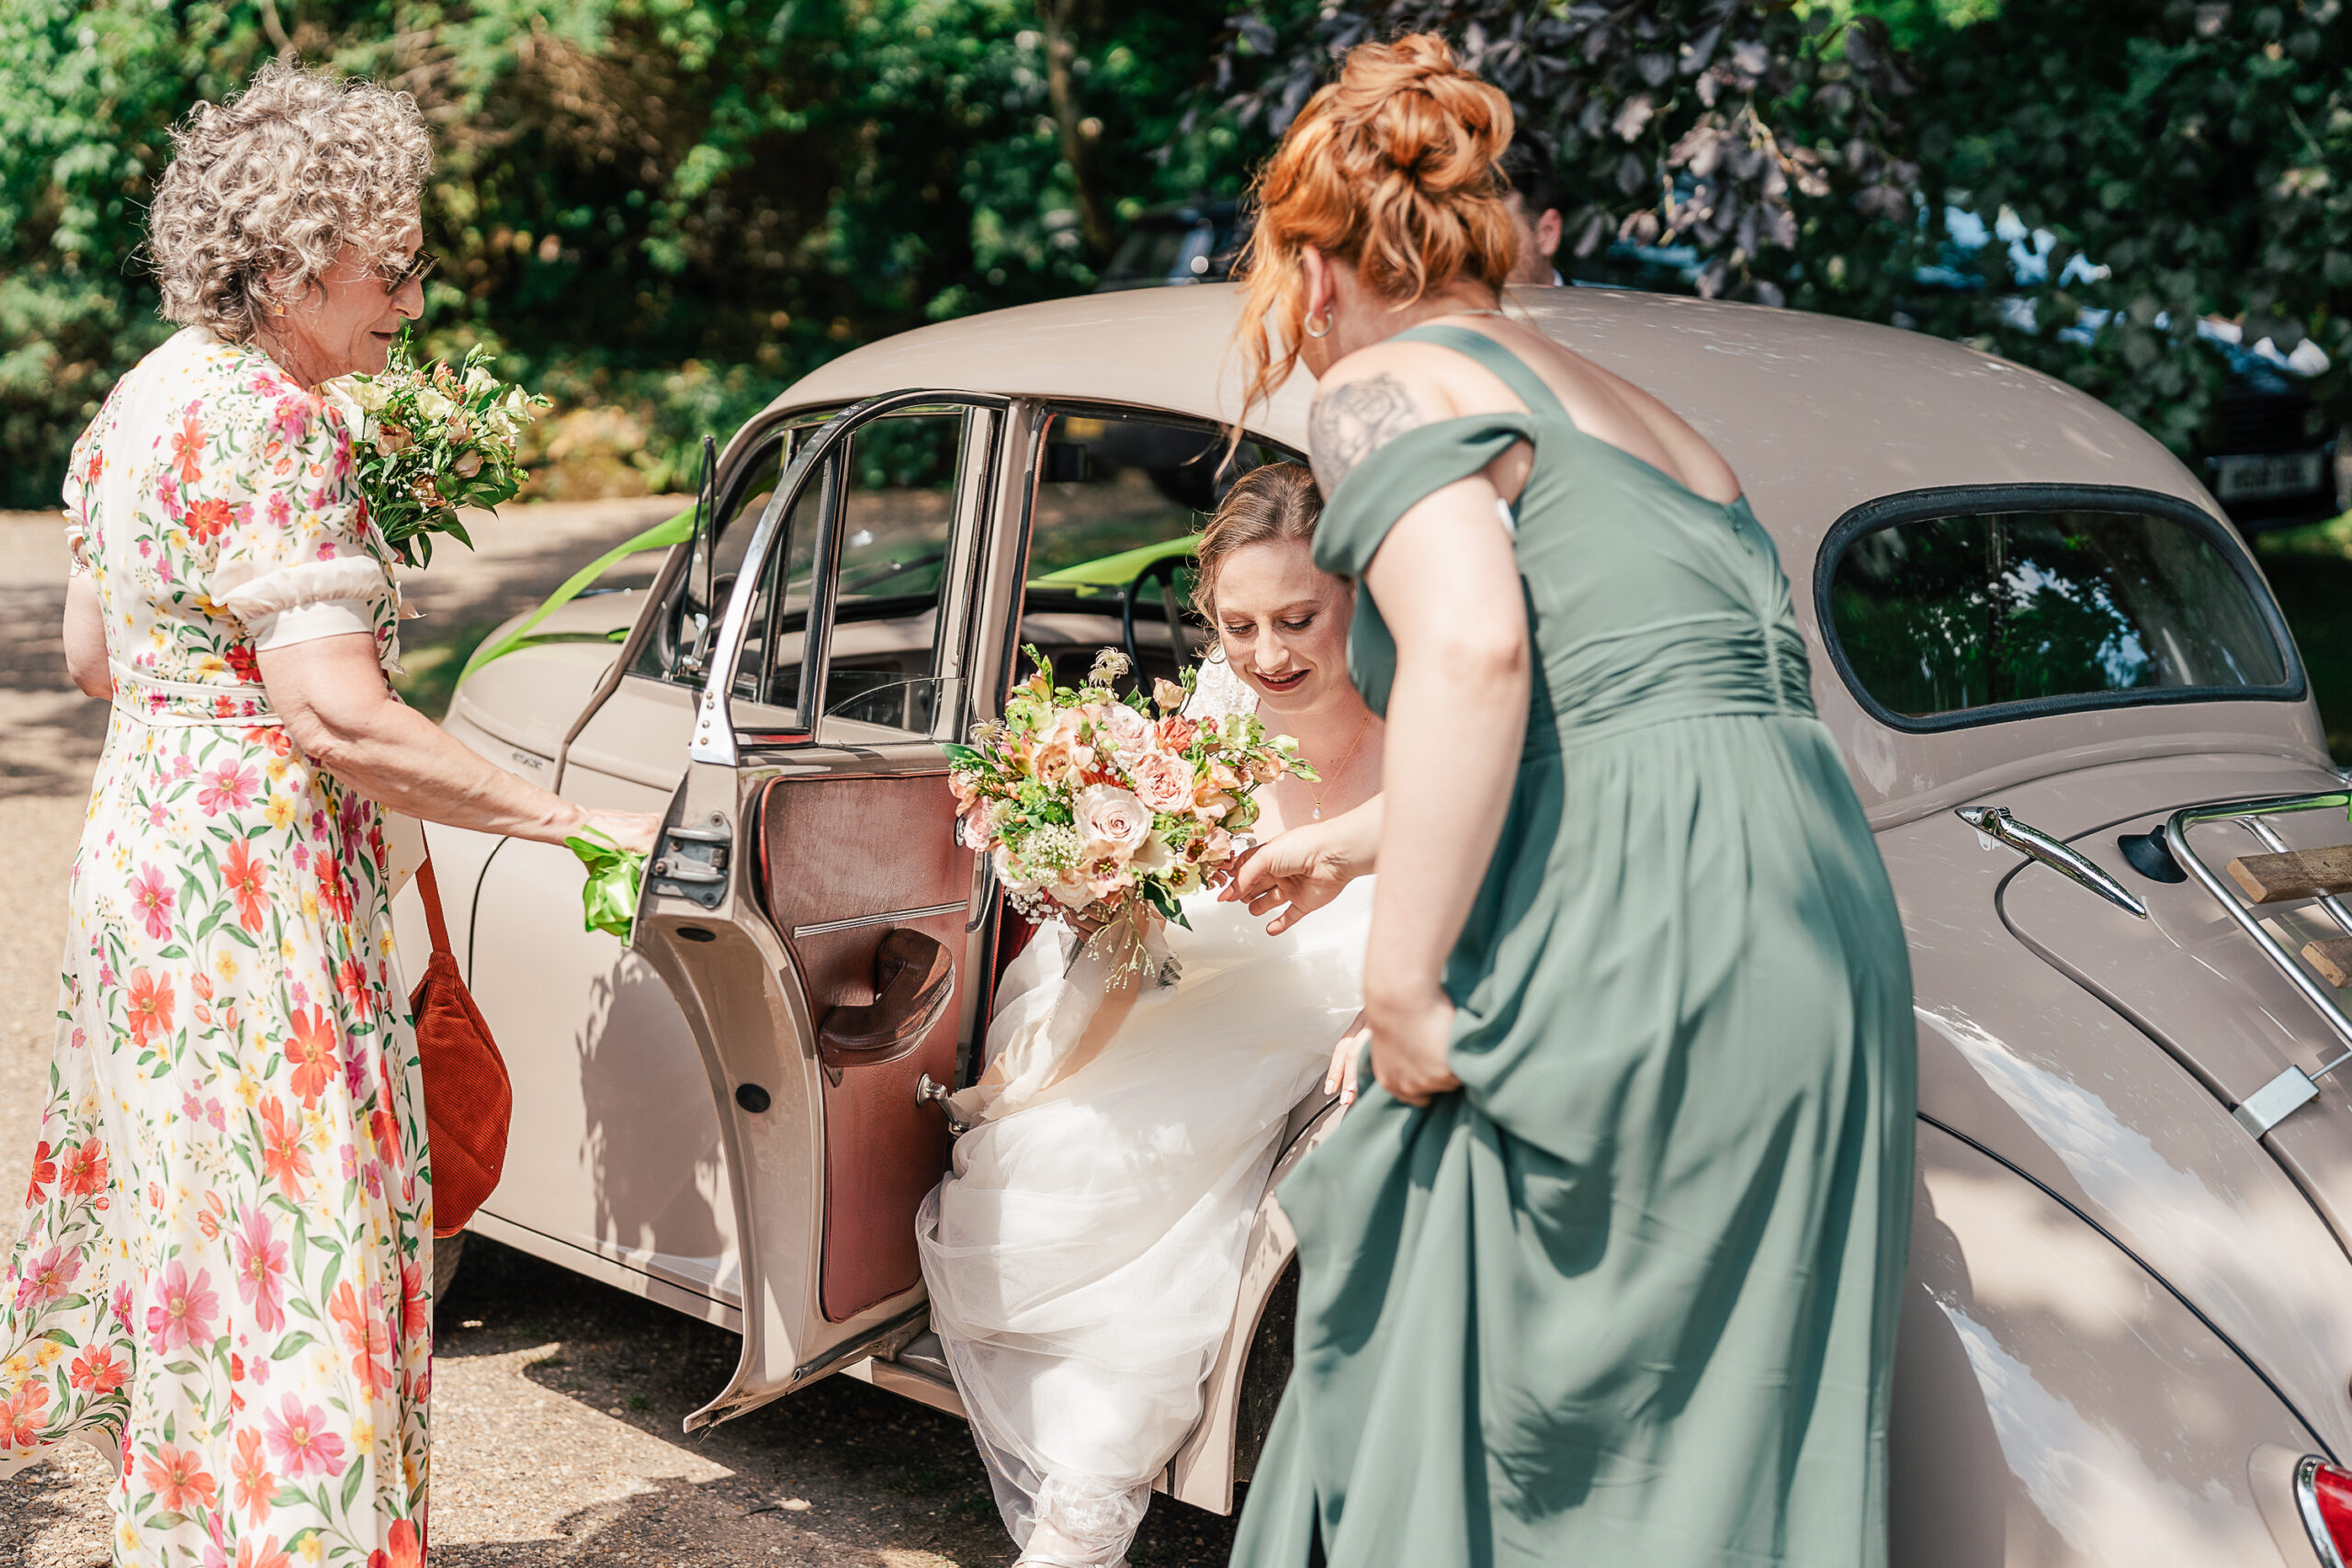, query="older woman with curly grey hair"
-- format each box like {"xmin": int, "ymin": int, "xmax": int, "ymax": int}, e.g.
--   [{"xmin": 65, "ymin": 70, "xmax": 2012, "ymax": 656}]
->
[{"xmin": 0, "ymin": 60, "xmax": 653, "ymax": 1565}]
